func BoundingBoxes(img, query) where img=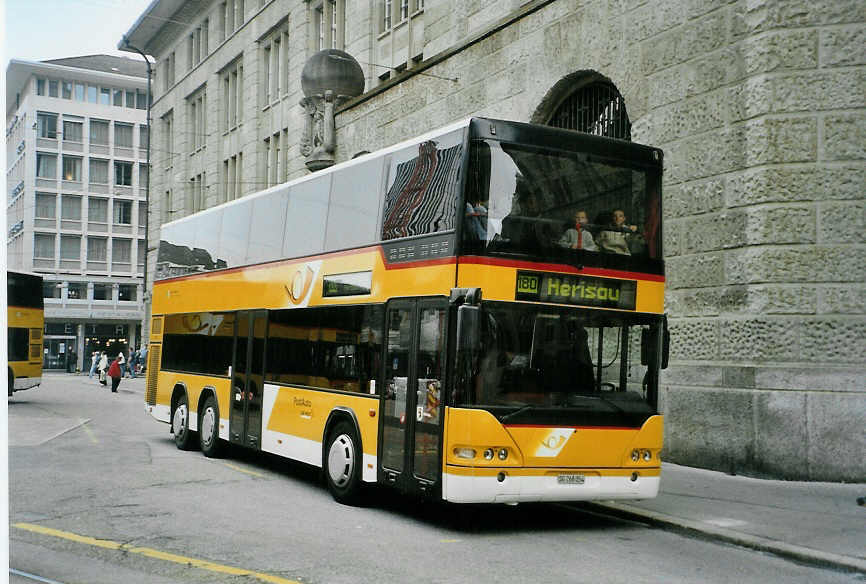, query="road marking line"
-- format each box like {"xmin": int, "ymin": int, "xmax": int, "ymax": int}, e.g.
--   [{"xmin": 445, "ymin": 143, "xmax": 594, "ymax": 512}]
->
[
  {"xmin": 222, "ymin": 462, "xmax": 268, "ymax": 478},
  {"xmin": 440, "ymin": 539, "xmax": 462, "ymax": 543},
  {"xmin": 10, "ymin": 568, "xmax": 66, "ymax": 584},
  {"xmin": 12, "ymin": 523, "xmax": 301, "ymax": 584},
  {"xmin": 81, "ymin": 421, "xmax": 99, "ymax": 444}
]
